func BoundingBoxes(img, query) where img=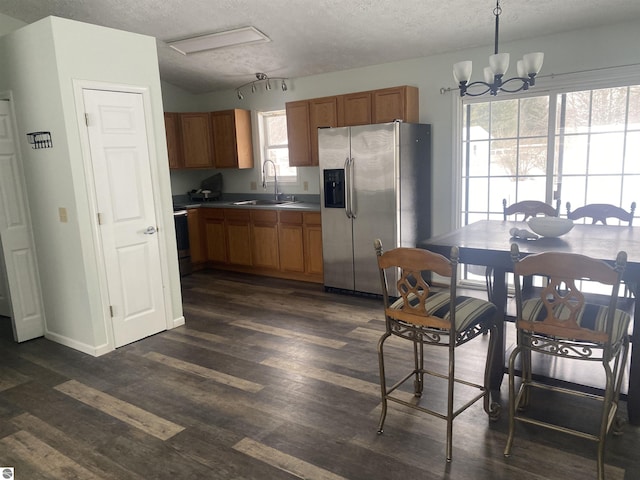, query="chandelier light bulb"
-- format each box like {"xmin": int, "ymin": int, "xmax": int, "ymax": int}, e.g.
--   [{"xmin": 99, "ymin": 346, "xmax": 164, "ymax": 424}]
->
[
  {"xmin": 483, "ymin": 67, "xmax": 494, "ymax": 84},
  {"xmin": 523, "ymin": 52, "xmax": 544, "ymax": 75},
  {"xmin": 453, "ymin": 61, "xmax": 472, "ymax": 84}
]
